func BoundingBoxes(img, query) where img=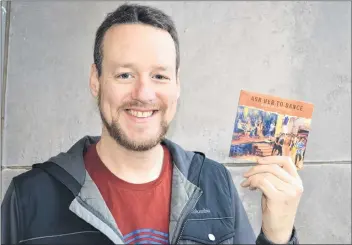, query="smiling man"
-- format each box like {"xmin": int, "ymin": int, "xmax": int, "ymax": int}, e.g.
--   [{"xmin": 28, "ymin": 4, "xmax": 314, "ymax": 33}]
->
[{"xmin": 2, "ymin": 4, "xmax": 302, "ymax": 244}]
